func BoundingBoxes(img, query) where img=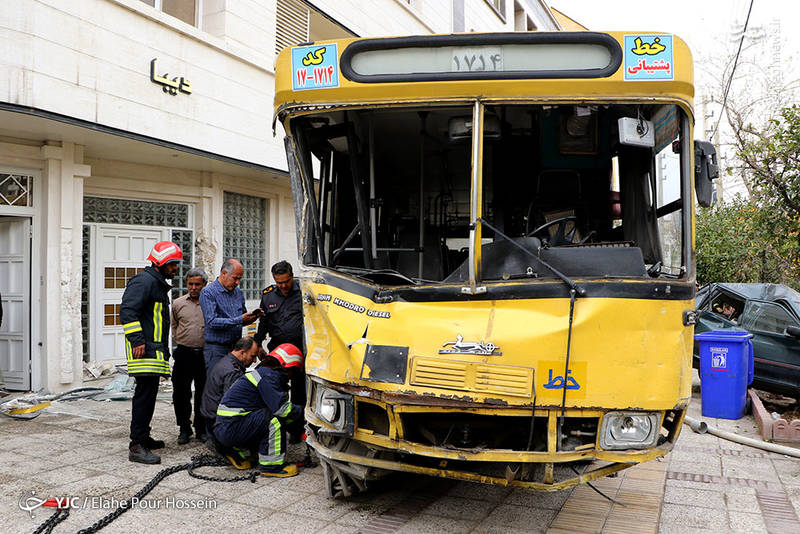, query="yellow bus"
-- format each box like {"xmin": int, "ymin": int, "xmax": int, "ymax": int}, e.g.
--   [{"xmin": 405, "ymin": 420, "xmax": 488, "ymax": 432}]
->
[{"xmin": 274, "ymin": 32, "xmax": 717, "ymax": 497}]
